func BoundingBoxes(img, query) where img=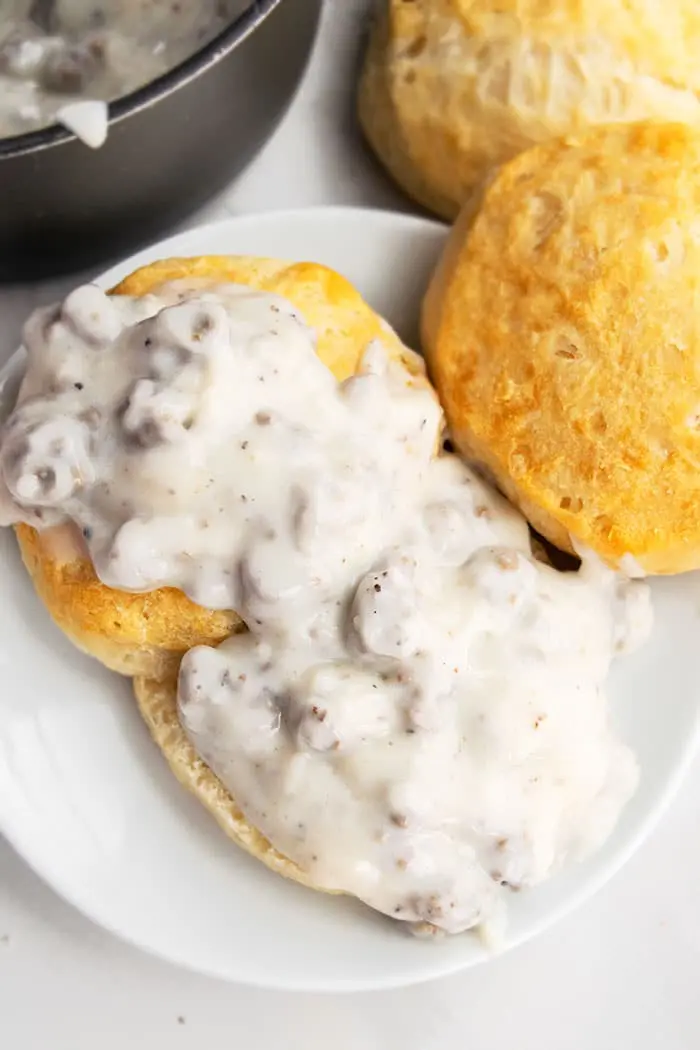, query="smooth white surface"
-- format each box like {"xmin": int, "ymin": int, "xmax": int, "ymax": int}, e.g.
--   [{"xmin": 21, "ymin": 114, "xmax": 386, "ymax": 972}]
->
[
  {"xmin": 1, "ymin": 1, "xmax": 700, "ymax": 1045},
  {"xmin": 3, "ymin": 205, "xmax": 696, "ymax": 992}
]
